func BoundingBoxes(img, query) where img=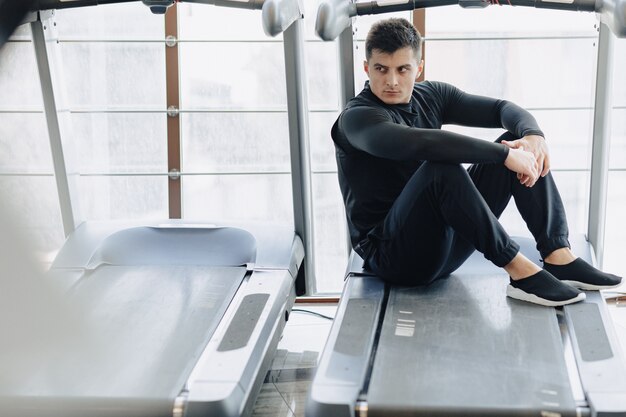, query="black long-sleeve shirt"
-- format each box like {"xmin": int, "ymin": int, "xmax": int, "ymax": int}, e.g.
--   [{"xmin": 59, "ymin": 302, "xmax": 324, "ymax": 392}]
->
[{"xmin": 332, "ymin": 80, "xmax": 544, "ymax": 258}]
